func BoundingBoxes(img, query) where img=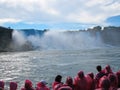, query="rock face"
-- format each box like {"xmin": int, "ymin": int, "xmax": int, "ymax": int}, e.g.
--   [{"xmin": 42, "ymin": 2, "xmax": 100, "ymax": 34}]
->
[
  {"xmin": 87, "ymin": 26, "xmax": 120, "ymax": 46},
  {"xmin": 0, "ymin": 26, "xmax": 13, "ymax": 51},
  {"xmin": 101, "ymin": 26, "xmax": 120, "ymax": 46}
]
